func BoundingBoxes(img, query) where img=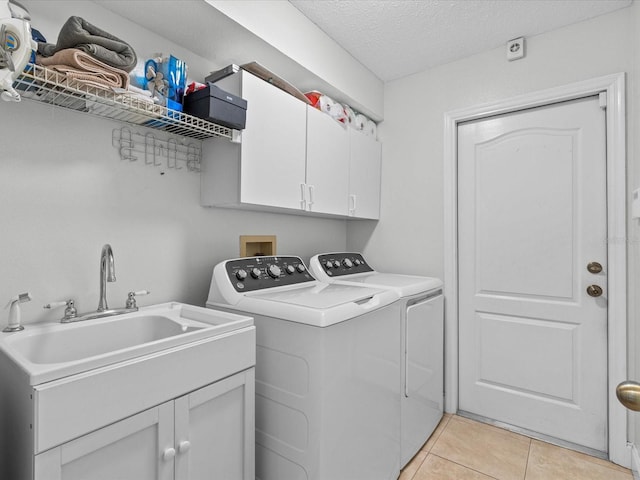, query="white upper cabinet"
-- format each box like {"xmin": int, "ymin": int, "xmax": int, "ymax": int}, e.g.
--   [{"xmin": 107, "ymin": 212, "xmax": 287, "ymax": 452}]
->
[
  {"xmin": 201, "ymin": 70, "xmax": 381, "ymax": 219},
  {"xmin": 305, "ymin": 106, "xmax": 350, "ymax": 216},
  {"xmin": 349, "ymin": 129, "xmax": 382, "ymax": 220},
  {"xmin": 201, "ymin": 70, "xmax": 307, "ymax": 211}
]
